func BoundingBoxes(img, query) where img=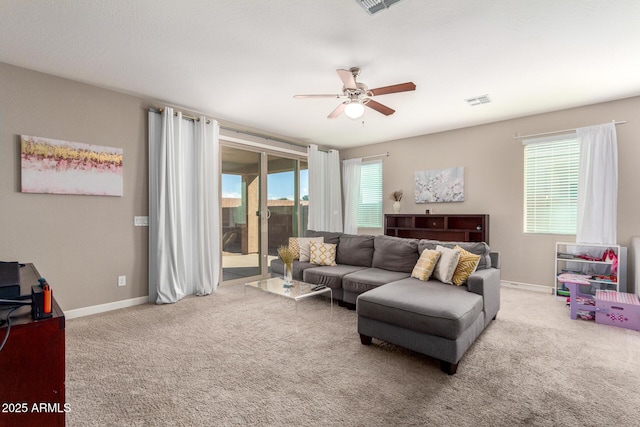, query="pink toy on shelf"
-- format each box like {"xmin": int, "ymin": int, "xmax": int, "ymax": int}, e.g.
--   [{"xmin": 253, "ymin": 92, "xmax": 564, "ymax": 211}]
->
[{"xmin": 557, "ymin": 273, "xmax": 592, "ymax": 285}]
